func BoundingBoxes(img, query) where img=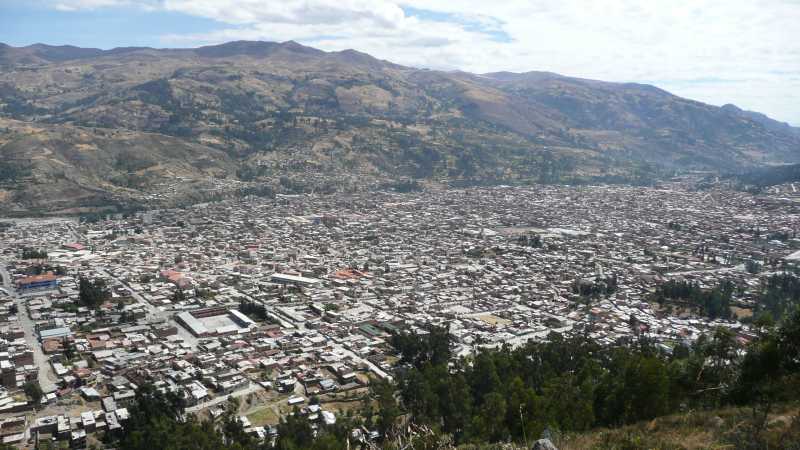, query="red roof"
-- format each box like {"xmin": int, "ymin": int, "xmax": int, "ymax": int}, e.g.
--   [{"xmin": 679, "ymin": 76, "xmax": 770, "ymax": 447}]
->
[
  {"xmin": 160, "ymin": 269, "xmax": 185, "ymax": 282},
  {"xmin": 333, "ymin": 268, "xmax": 368, "ymax": 279},
  {"xmin": 16, "ymin": 273, "xmax": 57, "ymax": 286}
]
